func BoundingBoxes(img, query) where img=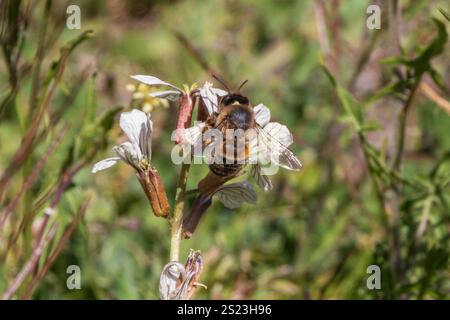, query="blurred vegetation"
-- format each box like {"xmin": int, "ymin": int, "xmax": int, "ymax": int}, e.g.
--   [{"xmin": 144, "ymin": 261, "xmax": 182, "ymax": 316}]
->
[{"xmin": 0, "ymin": 0, "xmax": 449, "ymax": 299}]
